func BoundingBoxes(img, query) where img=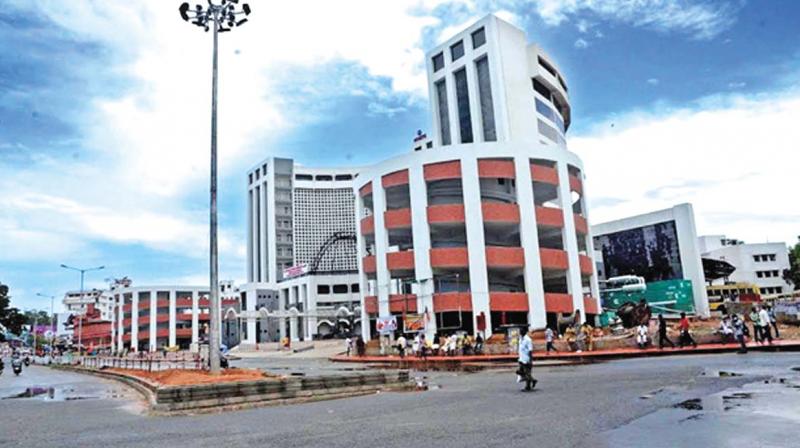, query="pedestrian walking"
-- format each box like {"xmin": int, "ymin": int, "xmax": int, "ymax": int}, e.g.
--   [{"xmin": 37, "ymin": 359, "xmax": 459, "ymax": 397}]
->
[
  {"xmin": 758, "ymin": 306, "xmax": 773, "ymax": 345},
  {"xmin": 516, "ymin": 327, "xmax": 537, "ymax": 392},
  {"xmin": 345, "ymin": 336, "xmax": 353, "ymax": 357},
  {"xmin": 397, "ymin": 334, "xmax": 407, "ymax": 357},
  {"xmin": 545, "ymin": 327, "xmax": 558, "ymax": 353},
  {"xmin": 658, "ymin": 314, "xmax": 675, "ymax": 349},
  {"xmin": 719, "ymin": 316, "xmax": 734, "ymax": 344},
  {"xmin": 678, "ymin": 312, "xmax": 697, "ymax": 348},
  {"xmin": 732, "ymin": 314, "xmax": 747, "ymax": 354},
  {"xmin": 767, "ymin": 306, "xmax": 780, "ymax": 338},
  {"xmin": 748, "ymin": 308, "xmax": 762, "ymax": 344},
  {"xmin": 356, "ymin": 336, "xmax": 365, "ymax": 357},
  {"xmin": 636, "ymin": 323, "xmax": 649, "ymax": 349},
  {"xmin": 475, "ymin": 333, "xmax": 484, "ymax": 355}
]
